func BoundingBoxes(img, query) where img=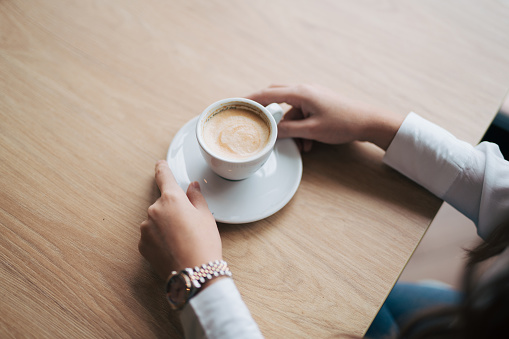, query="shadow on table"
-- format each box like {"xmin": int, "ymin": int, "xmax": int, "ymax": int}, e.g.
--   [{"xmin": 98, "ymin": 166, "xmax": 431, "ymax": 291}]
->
[
  {"xmin": 130, "ymin": 258, "xmax": 184, "ymax": 338},
  {"xmin": 301, "ymin": 141, "xmax": 442, "ymax": 219}
]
